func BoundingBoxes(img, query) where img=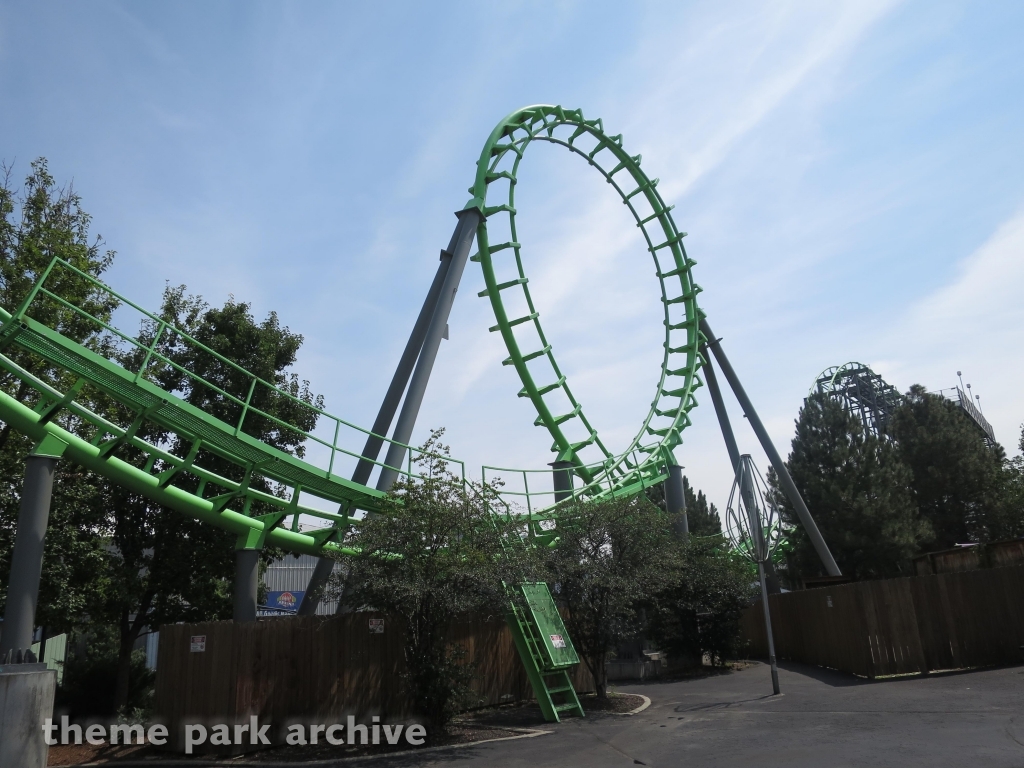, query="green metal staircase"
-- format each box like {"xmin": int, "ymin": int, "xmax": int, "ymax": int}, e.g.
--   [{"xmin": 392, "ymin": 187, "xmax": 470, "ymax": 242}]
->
[{"xmin": 506, "ymin": 583, "xmax": 584, "ymax": 722}]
